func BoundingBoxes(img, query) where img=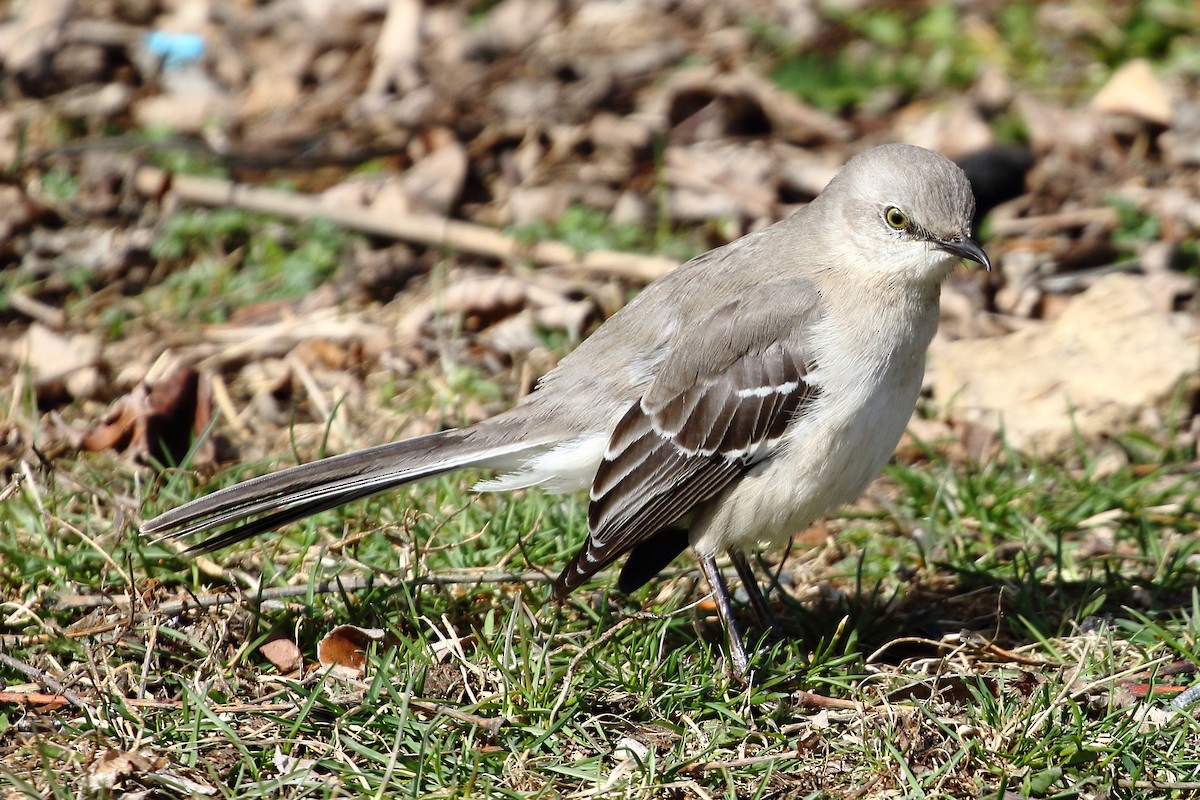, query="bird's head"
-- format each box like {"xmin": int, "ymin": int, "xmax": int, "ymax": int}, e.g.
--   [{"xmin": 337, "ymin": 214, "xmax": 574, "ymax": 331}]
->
[{"xmin": 822, "ymin": 143, "xmax": 991, "ymax": 284}]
